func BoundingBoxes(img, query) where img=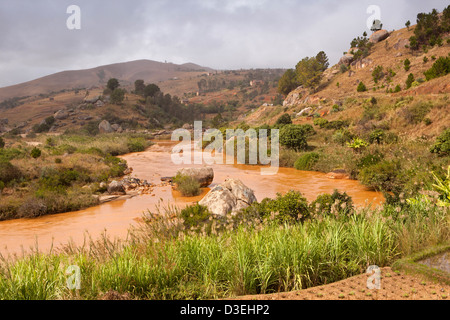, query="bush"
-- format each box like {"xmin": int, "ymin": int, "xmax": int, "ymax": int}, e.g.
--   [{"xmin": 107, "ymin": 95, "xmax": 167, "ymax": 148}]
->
[
  {"xmin": 275, "ymin": 113, "xmax": 292, "ymax": 125},
  {"xmin": 430, "ymin": 129, "xmax": 450, "ymax": 155},
  {"xmin": 173, "ymin": 173, "xmax": 201, "ymax": 197},
  {"xmin": 393, "ymin": 85, "xmax": 402, "ymax": 93},
  {"xmin": 279, "ymin": 124, "xmax": 308, "ymax": 151},
  {"xmin": 313, "ymin": 118, "xmax": 329, "ymax": 128},
  {"xmin": 402, "ymin": 101, "xmax": 431, "ymax": 124},
  {"xmin": 404, "ymin": 59, "xmax": 411, "ymax": 71},
  {"xmin": 294, "ymin": 152, "xmax": 320, "ymax": 170},
  {"xmin": 405, "ymin": 73, "xmax": 415, "ymax": 89},
  {"xmin": 180, "ymin": 204, "xmax": 211, "ymax": 230},
  {"xmin": 0, "ymin": 137, "xmax": 4, "ymax": 149},
  {"xmin": 368, "ymin": 129, "xmax": 386, "ymax": 144},
  {"xmin": 127, "ymin": 139, "xmax": 146, "ymax": 153},
  {"xmin": 423, "ymin": 56, "xmax": 450, "ymax": 80},
  {"xmin": 357, "ymin": 151, "xmax": 384, "ymax": 169},
  {"xmin": 30, "ymin": 147, "xmax": 41, "ymax": 159},
  {"xmin": 357, "ymin": 82, "xmax": 367, "ymax": 92},
  {"xmin": 346, "ymin": 138, "xmax": 369, "ymax": 153},
  {"xmin": 0, "ymin": 161, "xmax": 22, "ymax": 184},
  {"xmin": 332, "ymin": 129, "xmax": 354, "ymax": 146},
  {"xmin": 359, "ymin": 160, "xmax": 405, "ymax": 192},
  {"xmin": 310, "ymin": 189, "xmax": 354, "ymax": 218},
  {"xmin": 244, "ymin": 190, "xmax": 310, "ymax": 223}
]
